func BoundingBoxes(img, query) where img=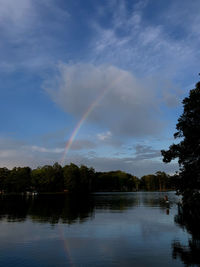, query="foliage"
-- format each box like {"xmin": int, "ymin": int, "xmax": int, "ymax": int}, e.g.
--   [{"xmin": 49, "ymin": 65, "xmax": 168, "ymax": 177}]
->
[
  {"xmin": 31, "ymin": 163, "xmax": 63, "ymax": 192},
  {"xmin": 161, "ymin": 79, "xmax": 200, "ymax": 200},
  {"xmin": 140, "ymin": 171, "xmax": 173, "ymax": 191},
  {"xmin": 2, "ymin": 167, "xmax": 31, "ymax": 193},
  {"xmin": 0, "ymin": 167, "xmax": 10, "ymax": 191},
  {"xmin": 63, "ymin": 163, "xmax": 80, "ymax": 192},
  {"xmin": 0, "ymin": 163, "xmax": 175, "ymax": 193},
  {"xmin": 63, "ymin": 163, "xmax": 95, "ymax": 193},
  {"xmin": 94, "ymin": 171, "xmax": 139, "ymax": 192}
]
